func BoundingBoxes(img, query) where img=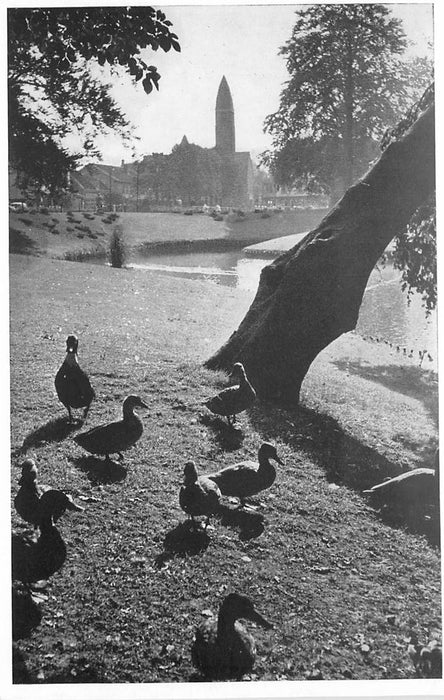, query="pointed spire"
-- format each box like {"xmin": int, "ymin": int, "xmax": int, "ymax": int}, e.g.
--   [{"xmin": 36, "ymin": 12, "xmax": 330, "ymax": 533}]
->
[
  {"xmin": 180, "ymin": 135, "xmax": 189, "ymax": 147},
  {"xmin": 215, "ymin": 76, "xmax": 235, "ymax": 153}
]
